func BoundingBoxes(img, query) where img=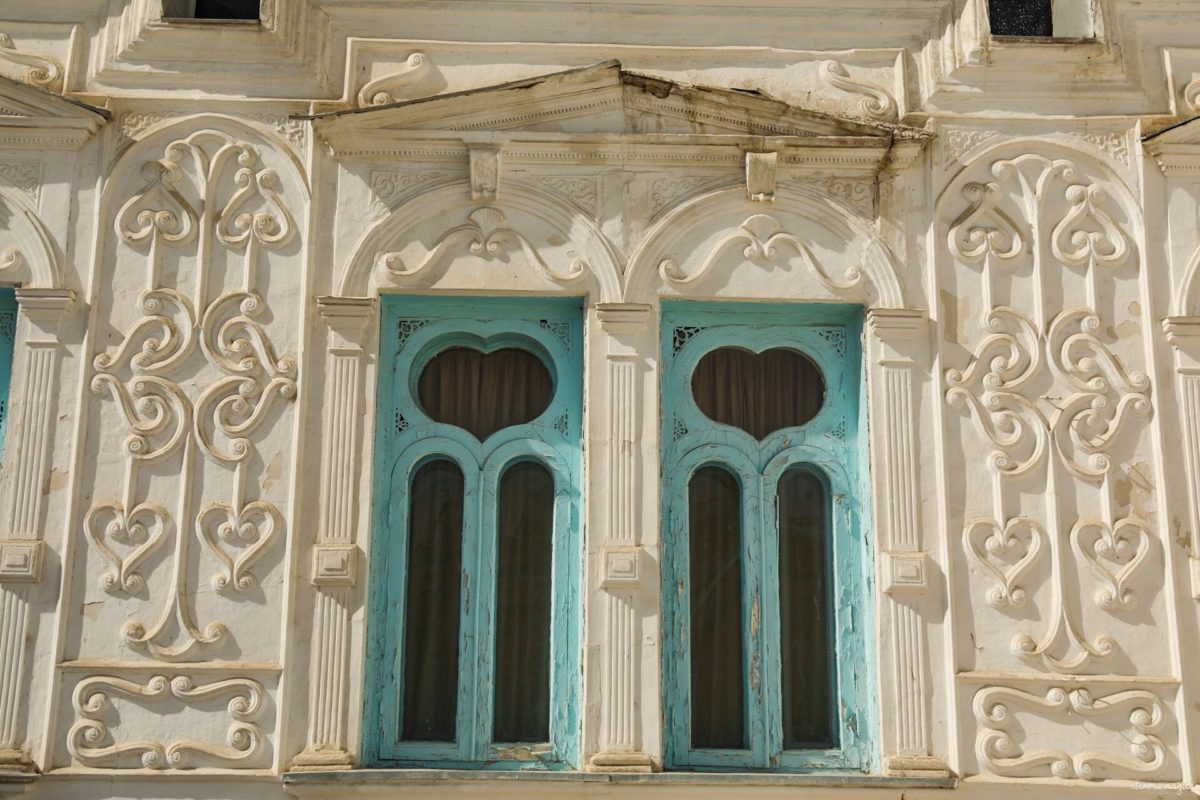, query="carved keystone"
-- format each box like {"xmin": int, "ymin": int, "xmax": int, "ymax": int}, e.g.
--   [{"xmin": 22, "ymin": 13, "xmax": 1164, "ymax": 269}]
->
[
  {"xmin": 468, "ymin": 144, "xmax": 501, "ymax": 202},
  {"xmin": 745, "ymin": 151, "xmax": 777, "ymax": 202}
]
